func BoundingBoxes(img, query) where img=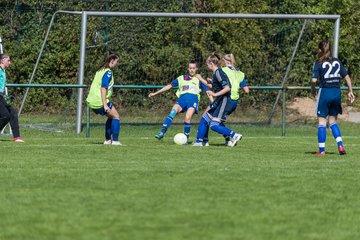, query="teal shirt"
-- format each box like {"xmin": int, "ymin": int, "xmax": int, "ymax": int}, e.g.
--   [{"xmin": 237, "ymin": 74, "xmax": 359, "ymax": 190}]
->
[{"xmin": 0, "ymin": 67, "xmax": 6, "ymax": 94}]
